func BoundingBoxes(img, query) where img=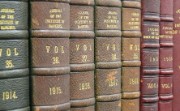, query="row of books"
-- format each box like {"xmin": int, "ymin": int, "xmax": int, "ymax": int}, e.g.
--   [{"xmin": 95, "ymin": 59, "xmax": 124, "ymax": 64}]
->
[{"xmin": 0, "ymin": 0, "xmax": 179, "ymax": 111}]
